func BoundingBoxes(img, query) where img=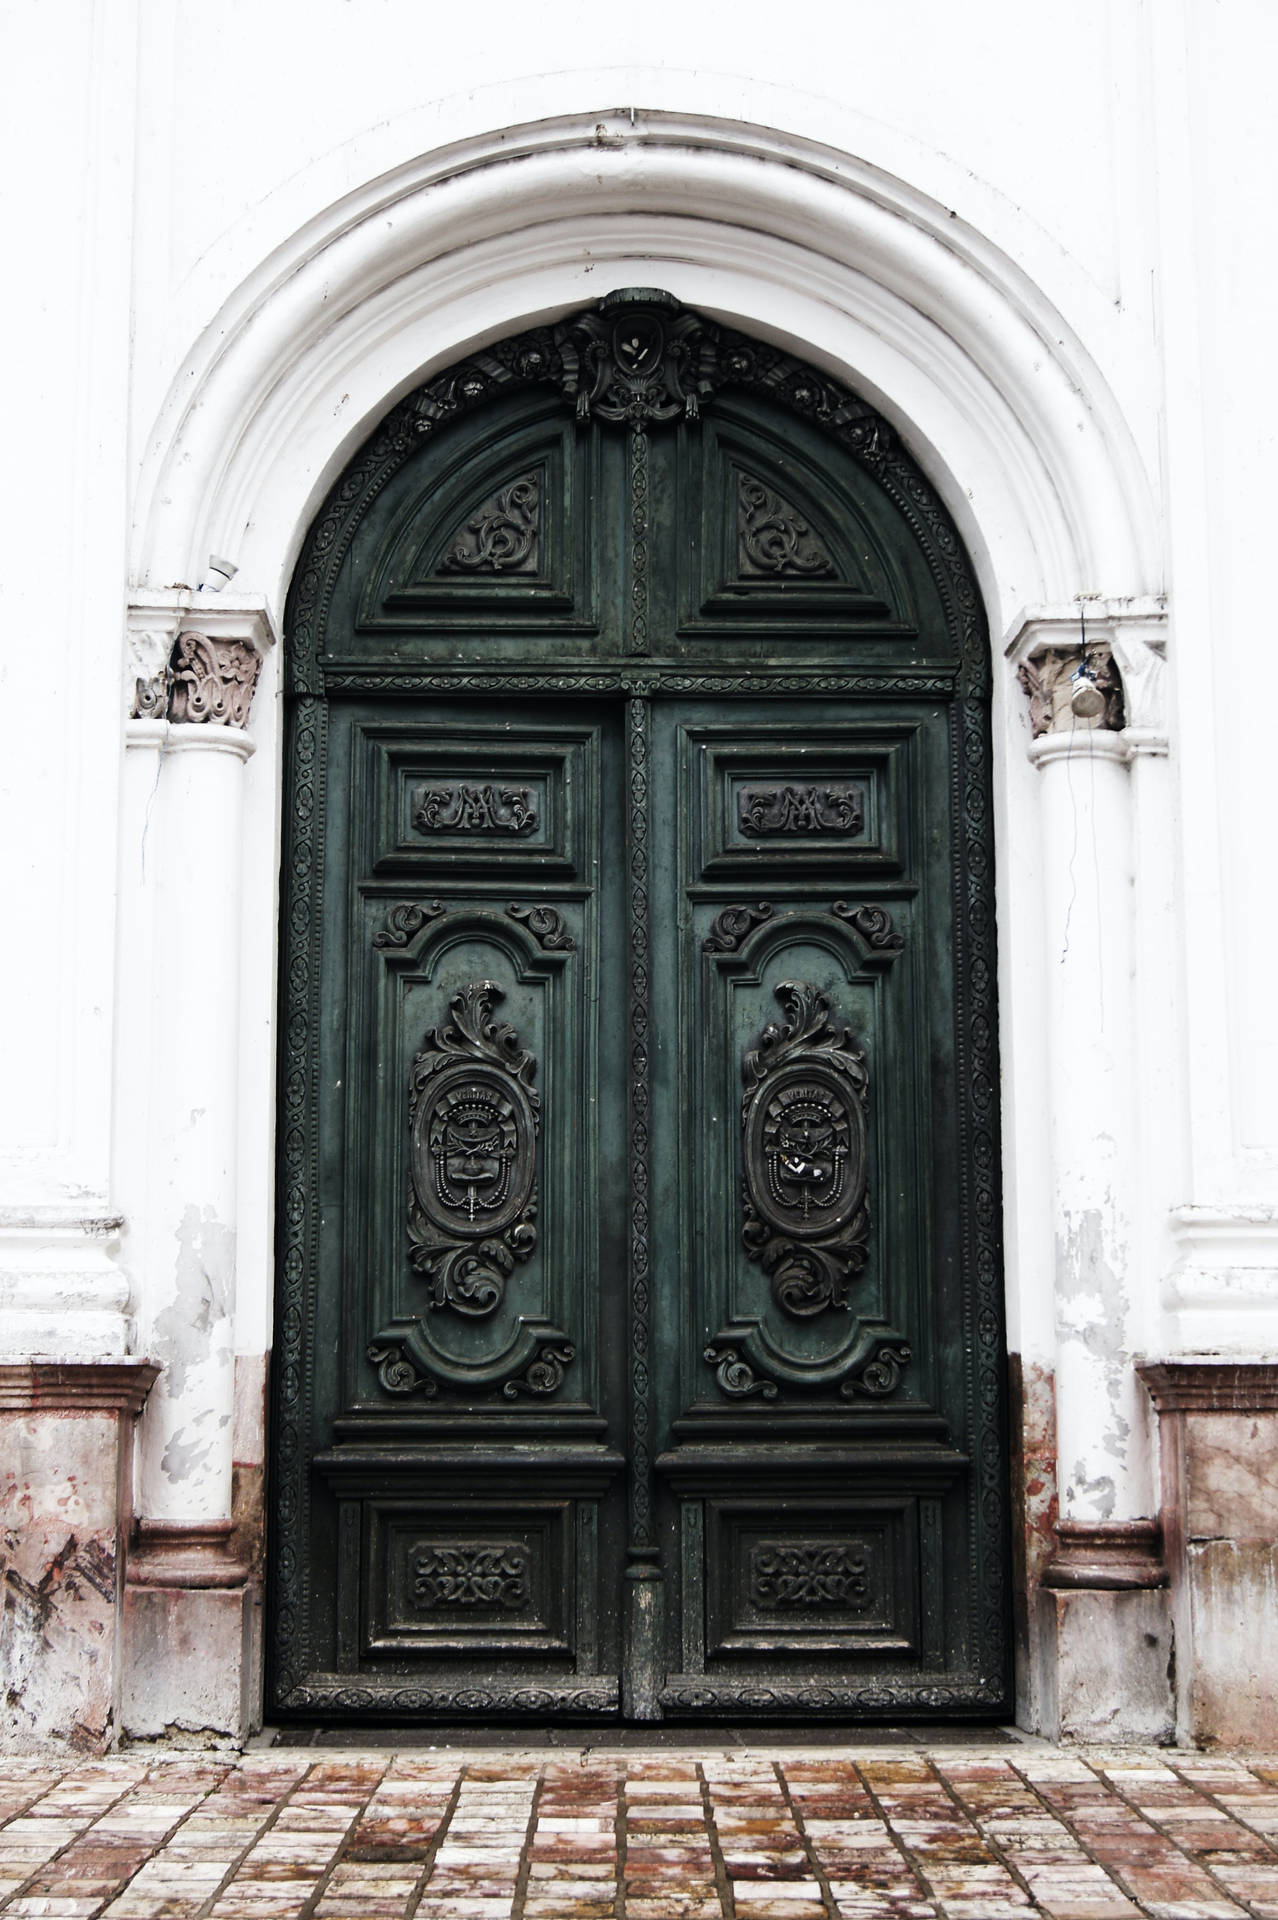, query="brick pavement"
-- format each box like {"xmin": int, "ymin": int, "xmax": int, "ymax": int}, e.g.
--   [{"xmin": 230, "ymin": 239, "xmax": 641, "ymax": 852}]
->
[{"xmin": 0, "ymin": 1747, "xmax": 1276, "ymax": 1920}]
